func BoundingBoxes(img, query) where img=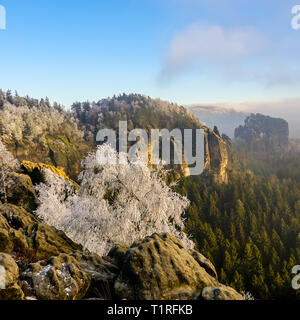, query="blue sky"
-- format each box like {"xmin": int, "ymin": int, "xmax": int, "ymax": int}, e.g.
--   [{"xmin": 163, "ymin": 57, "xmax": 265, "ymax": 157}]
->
[{"xmin": 0, "ymin": 0, "xmax": 299, "ymax": 109}]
